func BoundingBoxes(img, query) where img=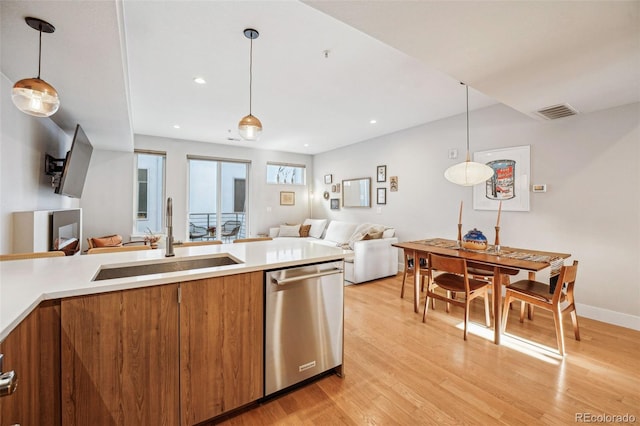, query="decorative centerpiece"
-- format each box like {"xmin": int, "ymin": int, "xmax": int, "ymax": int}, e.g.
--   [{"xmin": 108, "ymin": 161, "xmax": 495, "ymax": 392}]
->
[
  {"xmin": 462, "ymin": 228, "xmax": 488, "ymax": 251},
  {"xmin": 144, "ymin": 228, "xmax": 161, "ymax": 249}
]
